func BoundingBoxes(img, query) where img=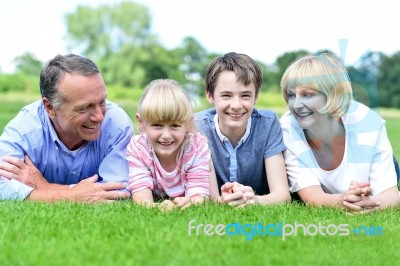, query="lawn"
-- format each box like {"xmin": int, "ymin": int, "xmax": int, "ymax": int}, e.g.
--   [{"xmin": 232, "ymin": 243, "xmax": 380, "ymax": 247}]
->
[{"xmin": 0, "ymin": 90, "xmax": 399, "ymax": 266}]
